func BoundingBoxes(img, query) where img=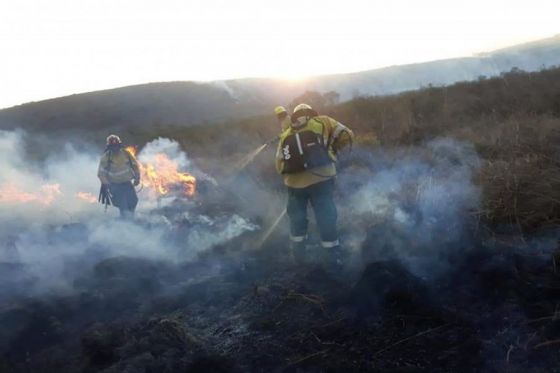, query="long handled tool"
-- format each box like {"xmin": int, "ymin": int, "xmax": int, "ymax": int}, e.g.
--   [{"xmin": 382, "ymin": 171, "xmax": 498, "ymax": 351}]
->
[
  {"xmin": 255, "ymin": 208, "xmax": 287, "ymax": 249},
  {"xmin": 218, "ymin": 135, "xmax": 285, "ymax": 249},
  {"xmin": 234, "ymin": 135, "xmax": 279, "ymax": 173}
]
